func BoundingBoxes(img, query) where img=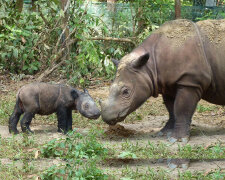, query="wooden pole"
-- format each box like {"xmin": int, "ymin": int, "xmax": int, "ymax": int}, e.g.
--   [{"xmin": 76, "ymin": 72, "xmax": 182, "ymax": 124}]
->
[
  {"xmin": 175, "ymin": 0, "xmax": 181, "ymax": 19},
  {"xmin": 15, "ymin": 0, "xmax": 23, "ymax": 13}
]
